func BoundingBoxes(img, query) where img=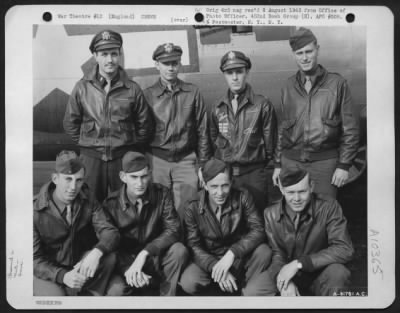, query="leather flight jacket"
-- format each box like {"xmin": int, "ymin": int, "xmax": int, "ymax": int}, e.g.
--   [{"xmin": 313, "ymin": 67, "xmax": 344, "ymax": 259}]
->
[
  {"xmin": 210, "ymin": 84, "xmax": 277, "ymax": 171},
  {"xmin": 103, "ymin": 183, "xmax": 181, "ymax": 257},
  {"xmin": 264, "ymin": 194, "xmax": 354, "ymax": 281},
  {"xmin": 185, "ymin": 188, "xmax": 266, "ymax": 273},
  {"xmin": 143, "ymin": 79, "xmax": 211, "ymax": 166},
  {"xmin": 63, "ymin": 66, "xmax": 154, "ymax": 161},
  {"xmin": 275, "ymin": 65, "xmax": 359, "ymax": 170},
  {"xmin": 33, "ymin": 182, "xmax": 120, "ymax": 284}
]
